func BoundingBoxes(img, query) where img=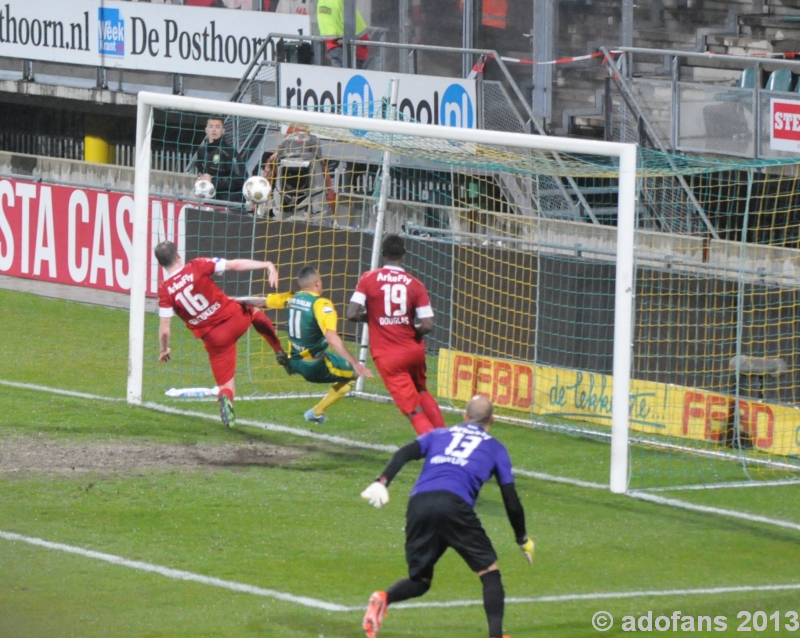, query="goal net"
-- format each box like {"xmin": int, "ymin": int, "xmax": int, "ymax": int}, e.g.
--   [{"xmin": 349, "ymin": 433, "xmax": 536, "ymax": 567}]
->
[{"xmin": 128, "ymin": 91, "xmax": 800, "ymax": 492}]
